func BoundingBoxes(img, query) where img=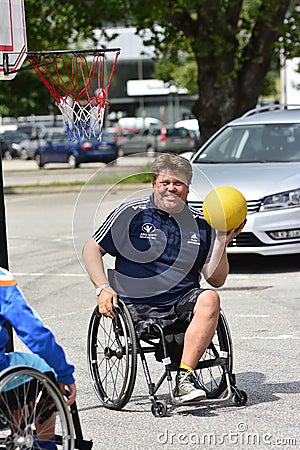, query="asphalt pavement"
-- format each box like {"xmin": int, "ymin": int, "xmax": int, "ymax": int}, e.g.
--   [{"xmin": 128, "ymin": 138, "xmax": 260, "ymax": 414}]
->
[{"xmin": 1, "ymin": 159, "xmax": 299, "ymax": 450}]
